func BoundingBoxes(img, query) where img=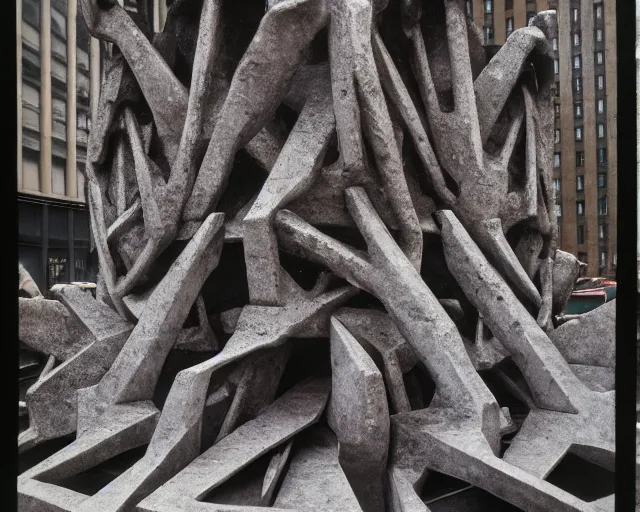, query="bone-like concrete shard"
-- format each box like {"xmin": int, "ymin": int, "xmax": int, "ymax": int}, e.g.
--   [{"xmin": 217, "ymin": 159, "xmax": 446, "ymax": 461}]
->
[
  {"xmin": 261, "ymin": 439, "xmax": 294, "ymax": 506},
  {"xmin": 183, "ymin": 0, "xmax": 330, "ymax": 221},
  {"xmin": 437, "ymin": 209, "xmax": 581, "ymax": 413},
  {"xmin": 273, "ymin": 427, "xmax": 363, "ymax": 512},
  {"xmin": 243, "ymin": 65, "xmax": 335, "ymax": 306},
  {"xmin": 276, "ymin": 187, "xmax": 501, "ymax": 453},
  {"xmin": 550, "ymin": 300, "xmax": 615, "ymax": 368},
  {"xmin": 327, "ymin": 317, "xmax": 389, "ymax": 512},
  {"xmin": 137, "ymin": 378, "xmax": 330, "ymax": 512},
  {"xmin": 19, "ymin": 286, "xmax": 133, "ymax": 452},
  {"xmin": 333, "ymin": 307, "xmax": 417, "ymax": 413},
  {"xmin": 552, "ymin": 249, "xmax": 583, "ymax": 315},
  {"xmin": 18, "ymin": 298, "xmax": 90, "ymax": 361}
]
